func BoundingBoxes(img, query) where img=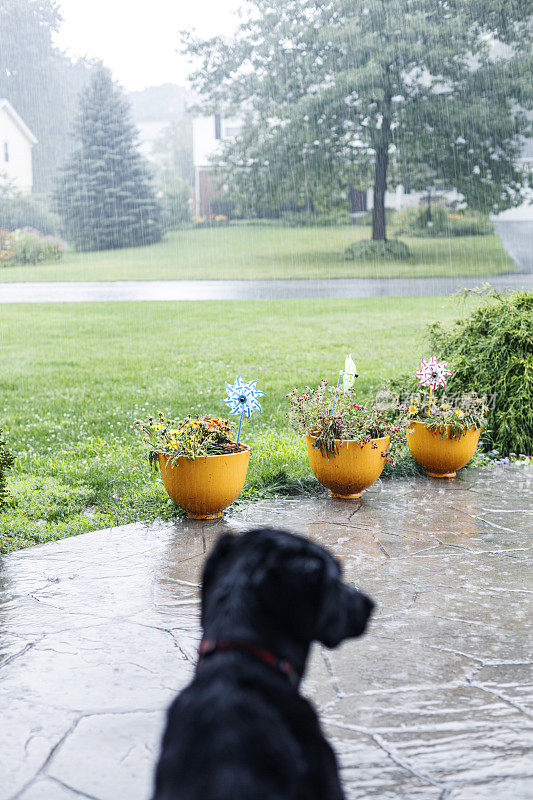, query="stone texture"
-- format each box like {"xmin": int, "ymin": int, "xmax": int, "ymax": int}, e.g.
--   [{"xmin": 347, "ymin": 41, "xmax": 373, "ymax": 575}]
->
[{"xmin": 0, "ymin": 465, "xmax": 531, "ymax": 799}]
